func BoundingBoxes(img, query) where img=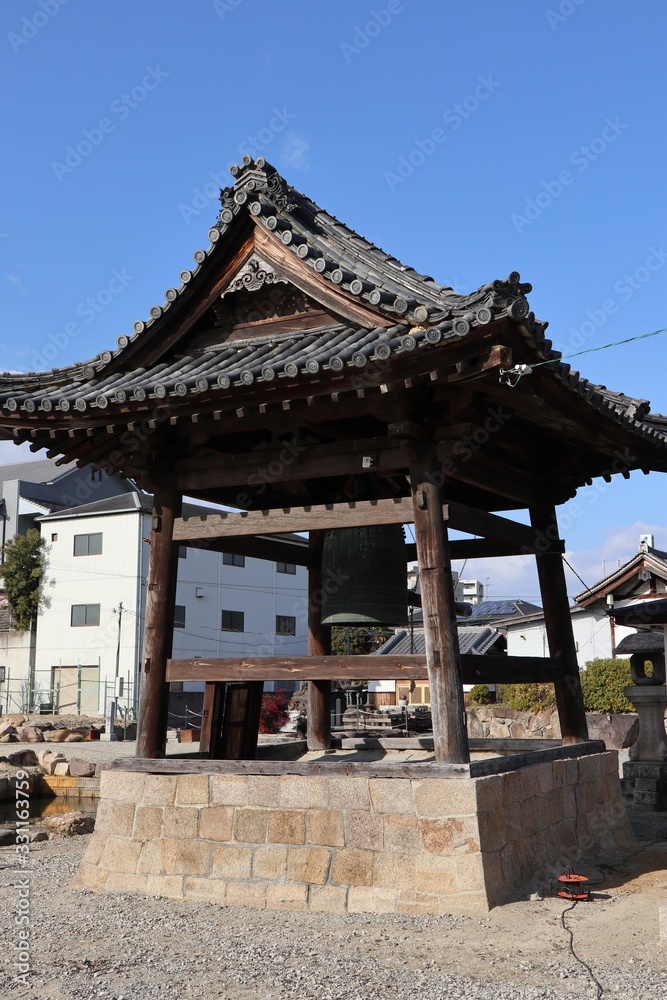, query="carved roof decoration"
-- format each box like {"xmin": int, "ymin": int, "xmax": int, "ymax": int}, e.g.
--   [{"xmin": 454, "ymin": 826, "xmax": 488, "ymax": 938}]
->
[{"xmin": 0, "ymin": 155, "xmax": 666, "ymax": 506}]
